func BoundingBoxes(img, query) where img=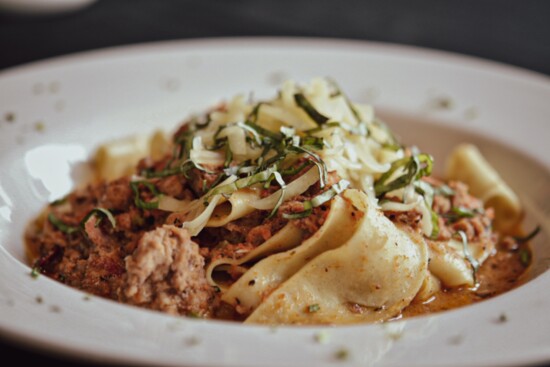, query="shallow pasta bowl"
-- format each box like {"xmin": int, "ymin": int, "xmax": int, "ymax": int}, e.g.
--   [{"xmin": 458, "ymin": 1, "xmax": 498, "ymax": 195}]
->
[{"xmin": 0, "ymin": 38, "xmax": 549, "ymax": 367}]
